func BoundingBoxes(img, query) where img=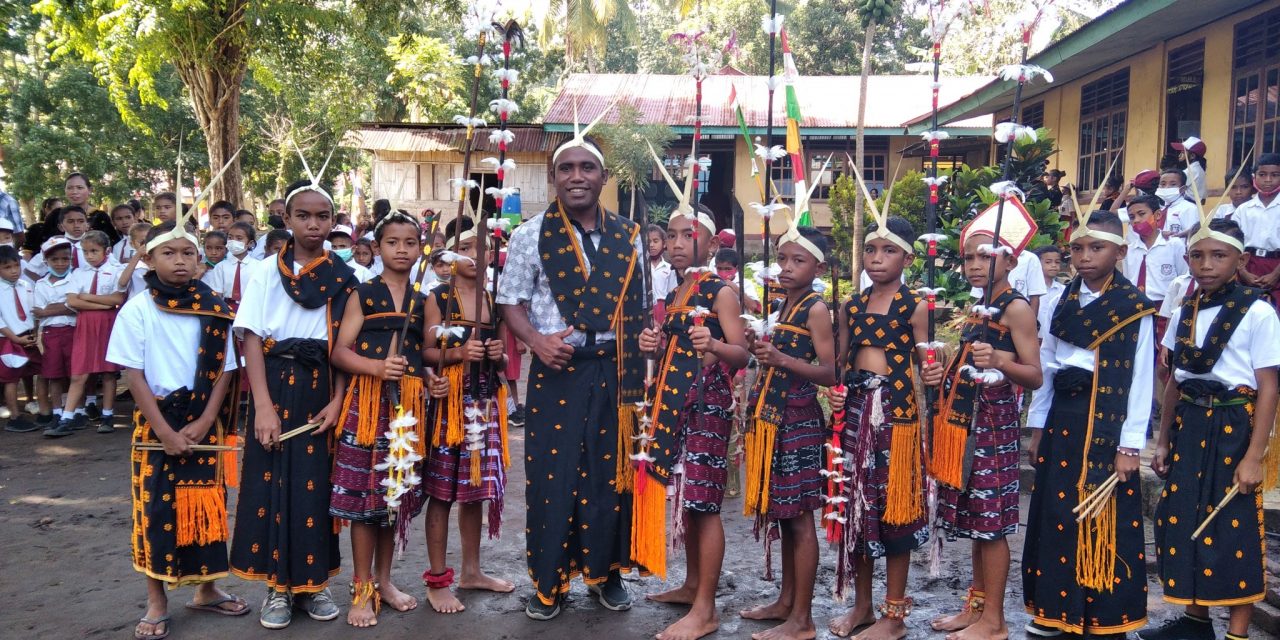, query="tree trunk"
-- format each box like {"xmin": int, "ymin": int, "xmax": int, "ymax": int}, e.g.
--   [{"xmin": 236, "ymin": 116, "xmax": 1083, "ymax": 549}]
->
[
  {"xmin": 173, "ymin": 0, "xmax": 249, "ymax": 206},
  {"xmin": 852, "ymin": 18, "xmax": 877, "ymax": 286}
]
